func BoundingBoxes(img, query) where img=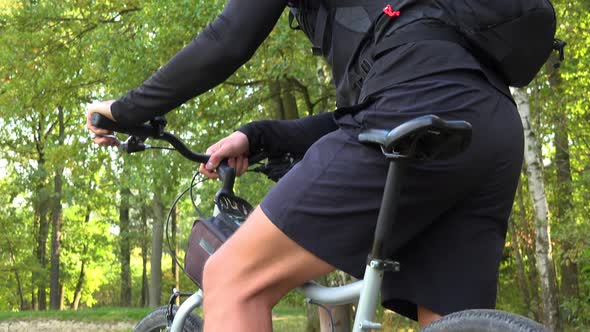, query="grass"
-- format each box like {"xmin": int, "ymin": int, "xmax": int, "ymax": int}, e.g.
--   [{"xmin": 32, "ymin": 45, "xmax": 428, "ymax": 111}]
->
[
  {"xmin": 0, "ymin": 306, "xmax": 154, "ymax": 323},
  {"xmin": 0, "ymin": 304, "xmax": 307, "ymax": 331},
  {"xmin": 272, "ymin": 305, "xmax": 306, "ymax": 331}
]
